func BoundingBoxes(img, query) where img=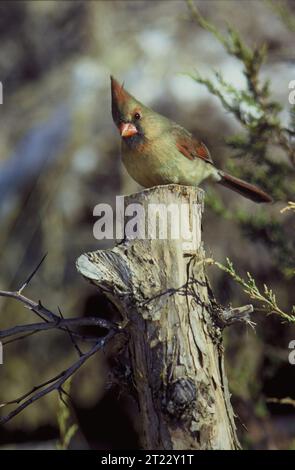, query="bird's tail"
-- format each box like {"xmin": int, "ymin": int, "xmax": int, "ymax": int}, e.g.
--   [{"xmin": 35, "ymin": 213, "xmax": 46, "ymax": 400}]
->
[{"xmin": 218, "ymin": 171, "xmax": 273, "ymax": 203}]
